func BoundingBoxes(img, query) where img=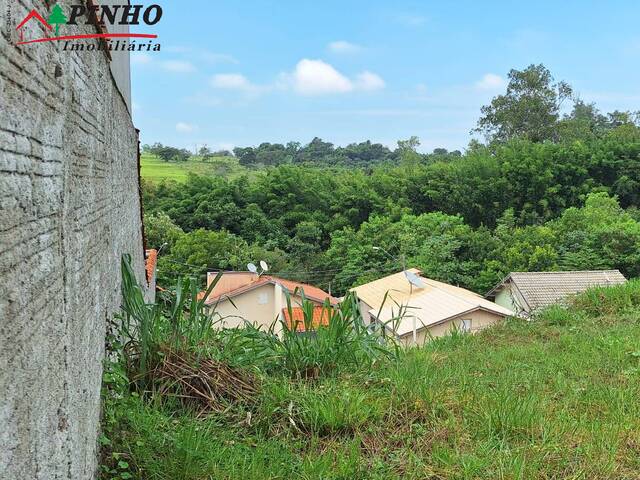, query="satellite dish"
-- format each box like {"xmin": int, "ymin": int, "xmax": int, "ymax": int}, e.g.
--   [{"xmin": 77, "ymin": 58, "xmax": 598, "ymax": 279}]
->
[
  {"xmin": 404, "ymin": 270, "xmax": 426, "ymax": 289},
  {"xmin": 260, "ymin": 260, "xmax": 269, "ymax": 271},
  {"xmin": 247, "ymin": 263, "xmax": 258, "ymax": 273}
]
